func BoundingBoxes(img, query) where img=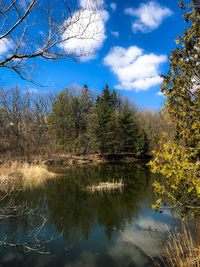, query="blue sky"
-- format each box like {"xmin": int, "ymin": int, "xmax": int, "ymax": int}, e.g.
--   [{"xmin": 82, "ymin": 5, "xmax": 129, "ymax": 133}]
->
[{"xmin": 0, "ymin": 0, "xmax": 189, "ymax": 109}]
